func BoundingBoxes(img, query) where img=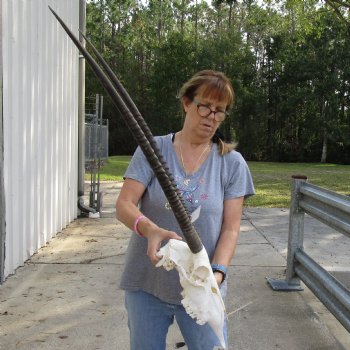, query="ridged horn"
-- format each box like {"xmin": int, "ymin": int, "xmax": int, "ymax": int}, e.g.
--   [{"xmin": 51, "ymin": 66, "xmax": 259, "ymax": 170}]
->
[
  {"xmin": 78, "ymin": 30, "xmax": 189, "ymax": 216},
  {"xmin": 49, "ymin": 6, "xmax": 203, "ymax": 253}
]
